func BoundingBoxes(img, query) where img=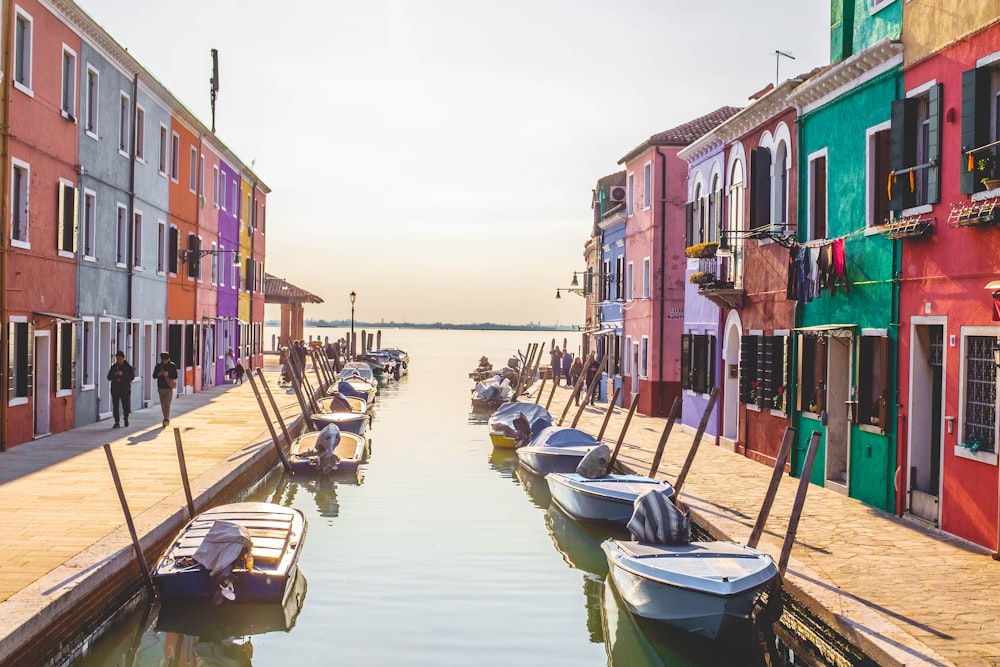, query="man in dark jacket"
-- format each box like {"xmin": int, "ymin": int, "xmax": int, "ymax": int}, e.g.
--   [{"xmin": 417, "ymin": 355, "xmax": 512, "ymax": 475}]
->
[
  {"xmin": 153, "ymin": 352, "xmax": 179, "ymax": 427},
  {"xmin": 107, "ymin": 351, "xmax": 135, "ymax": 428}
]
